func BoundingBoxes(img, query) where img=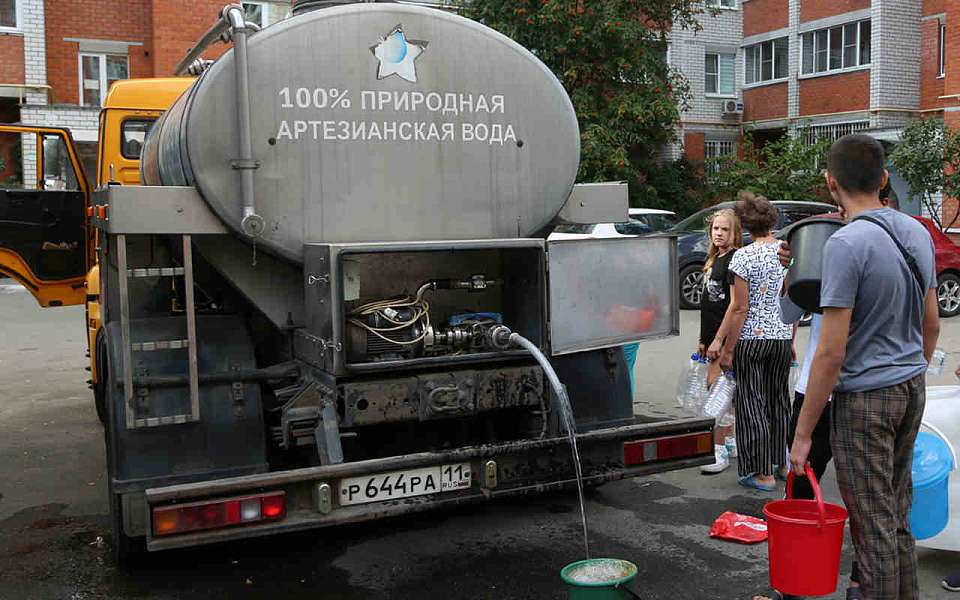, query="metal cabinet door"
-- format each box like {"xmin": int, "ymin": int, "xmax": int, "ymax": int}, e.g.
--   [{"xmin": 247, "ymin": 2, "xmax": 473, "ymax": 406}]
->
[{"xmin": 546, "ymin": 235, "xmax": 679, "ymax": 355}]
